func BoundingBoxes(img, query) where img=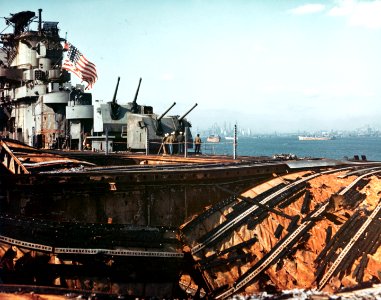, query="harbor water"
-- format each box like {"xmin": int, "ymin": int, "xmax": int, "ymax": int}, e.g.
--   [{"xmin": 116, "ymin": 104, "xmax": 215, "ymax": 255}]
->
[{"xmin": 200, "ymin": 136, "xmax": 381, "ymax": 161}]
